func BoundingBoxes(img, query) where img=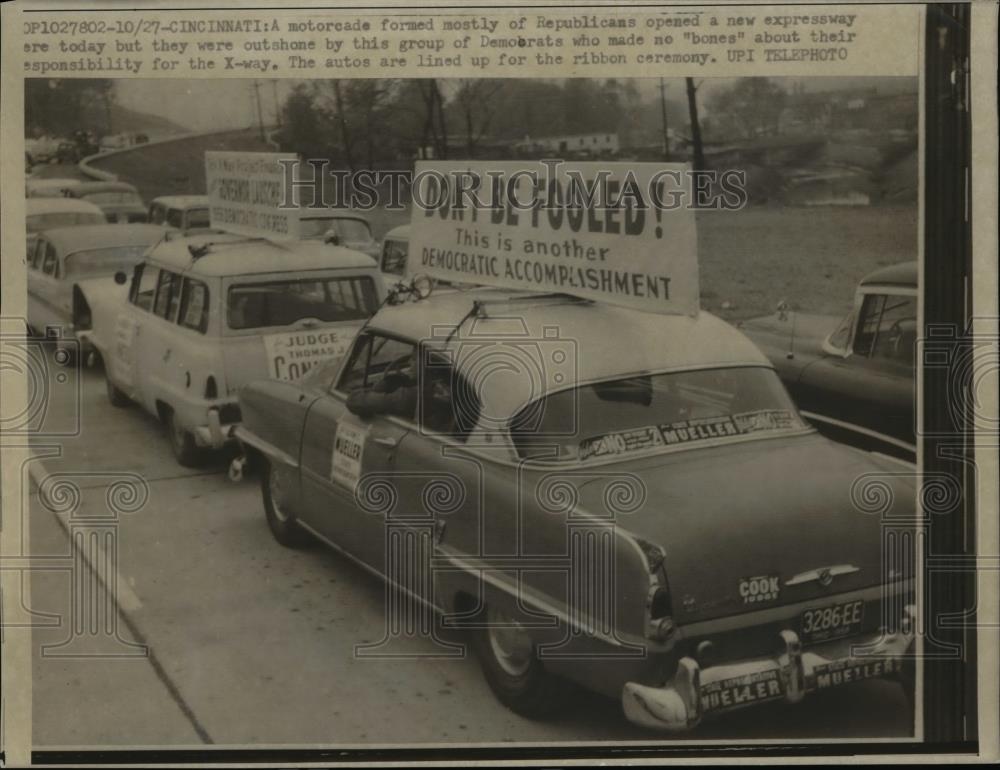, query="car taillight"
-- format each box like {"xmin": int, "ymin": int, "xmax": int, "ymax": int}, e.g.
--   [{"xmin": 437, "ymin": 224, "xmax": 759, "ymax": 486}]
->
[
  {"xmin": 646, "ymin": 584, "xmax": 675, "ymax": 641},
  {"xmin": 204, "ymin": 376, "xmax": 218, "ymax": 399},
  {"xmin": 72, "ymin": 286, "xmax": 92, "ymax": 330}
]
